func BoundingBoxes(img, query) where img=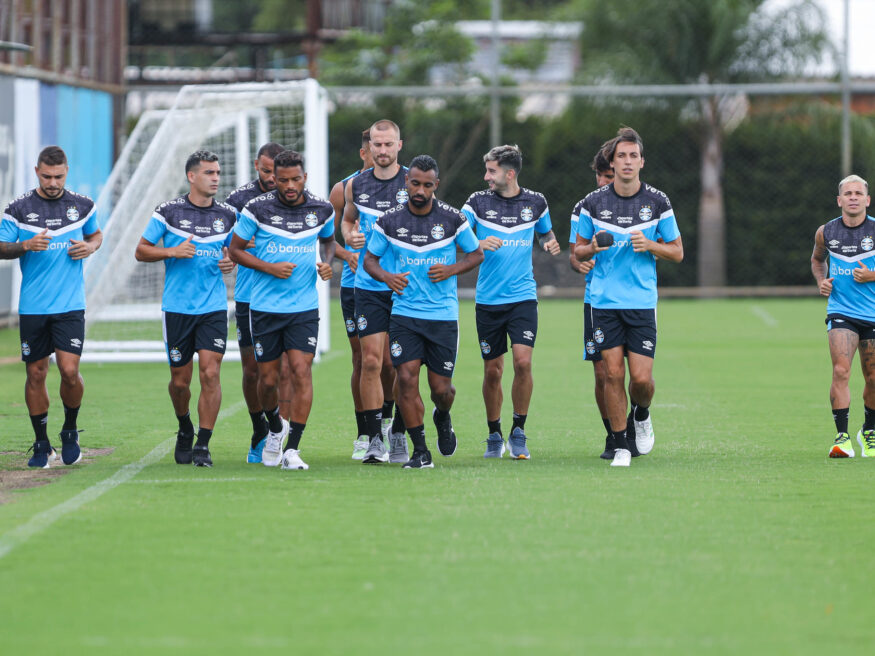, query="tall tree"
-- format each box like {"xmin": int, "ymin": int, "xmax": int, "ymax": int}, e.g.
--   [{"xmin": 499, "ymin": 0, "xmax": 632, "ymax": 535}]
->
[{"xmin": 577, "ymin": 0, "xmax": 830, "ymax": 286}]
